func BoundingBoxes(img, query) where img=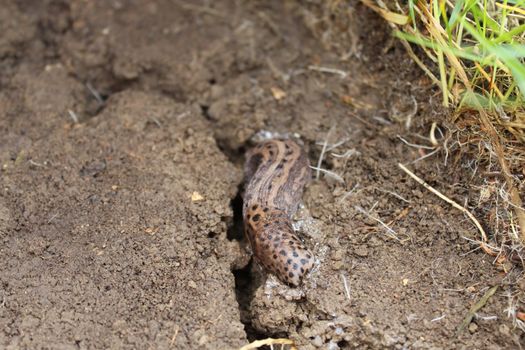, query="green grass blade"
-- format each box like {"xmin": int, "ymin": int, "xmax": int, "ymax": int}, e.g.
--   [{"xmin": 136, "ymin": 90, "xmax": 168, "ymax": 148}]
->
[
  {"xmin": 464, "ymin": 21, "xmax": 525, "ymax": 98},
  {"xmin": 505, "ymin": 0, "xmax": 525, "ymax": 5},
  {"xmin": 395, "ymin": 31, "xmax": 487, "ymax": 62},
  {"xmin": 449, "ymin": 0, "xmax": 466, "ymax": 30},
  {"xmin": 408, "ymin": 0, "xmax": 416, "ymax": 29},
  {"xmin": 494, "ymin": 24, "xmax": 525, "ymax": 44}
]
